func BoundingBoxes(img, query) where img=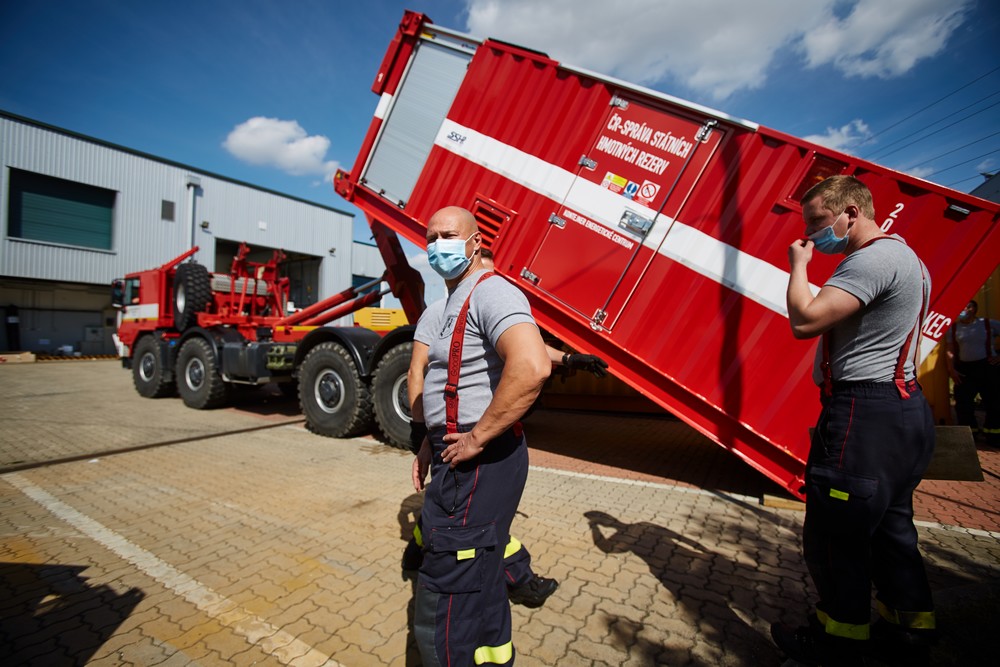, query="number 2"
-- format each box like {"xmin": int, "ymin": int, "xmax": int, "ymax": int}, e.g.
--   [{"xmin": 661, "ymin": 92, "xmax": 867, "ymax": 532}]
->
[{"xmin": 882, "ymin": 202, "xmax": 904, "ymax": 231}]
